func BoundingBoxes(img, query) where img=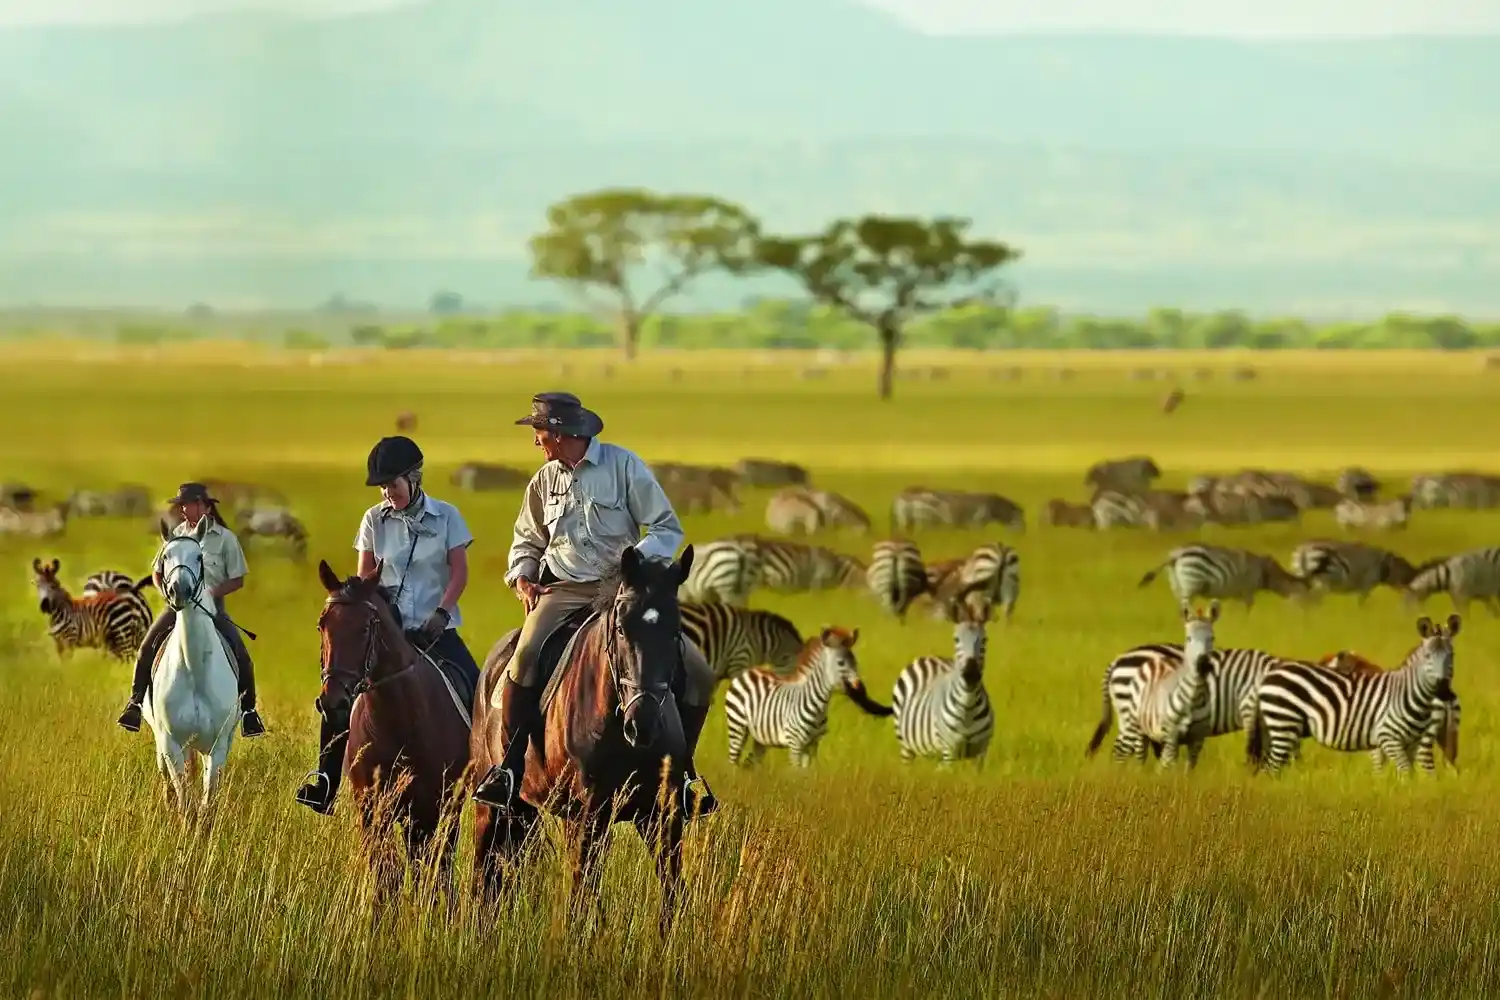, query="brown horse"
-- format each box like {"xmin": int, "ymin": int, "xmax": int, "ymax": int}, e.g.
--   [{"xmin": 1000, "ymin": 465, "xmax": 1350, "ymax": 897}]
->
[
  {"xmin": 471, "ymin": 545, "xmax": 697, "ymax": 934},
  {"xmin": 314, "ymin": 559, "xmax": 471, "ymax": 907}
]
